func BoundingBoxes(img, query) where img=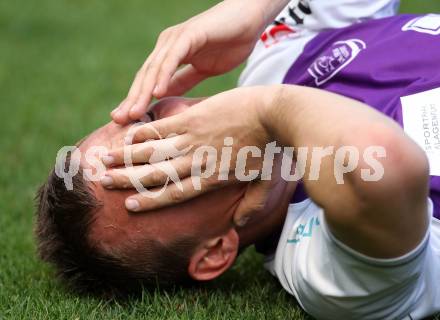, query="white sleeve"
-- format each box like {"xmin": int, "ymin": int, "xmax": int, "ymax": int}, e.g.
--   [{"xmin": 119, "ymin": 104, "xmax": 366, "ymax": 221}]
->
[{"xmin": 269, "ymin": 200, "xmax": 438, "ymax": 319}]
